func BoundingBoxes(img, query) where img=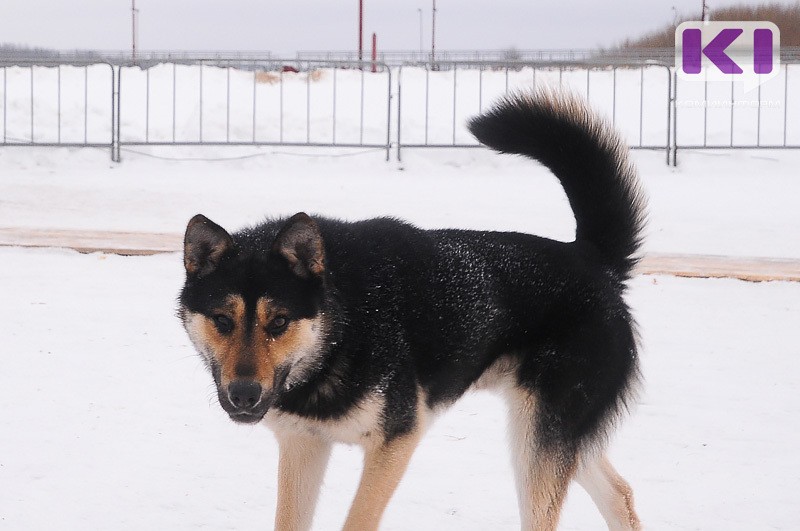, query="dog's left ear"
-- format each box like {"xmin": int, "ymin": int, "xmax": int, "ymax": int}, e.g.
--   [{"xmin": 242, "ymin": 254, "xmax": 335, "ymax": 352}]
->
[
  {"xmin": 272, "ymin": 212, "xmax": 325, "ymax": 279},
  {"xmin": 184, "ymin": 214, "xmax": 234, "ymax": 277}
]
